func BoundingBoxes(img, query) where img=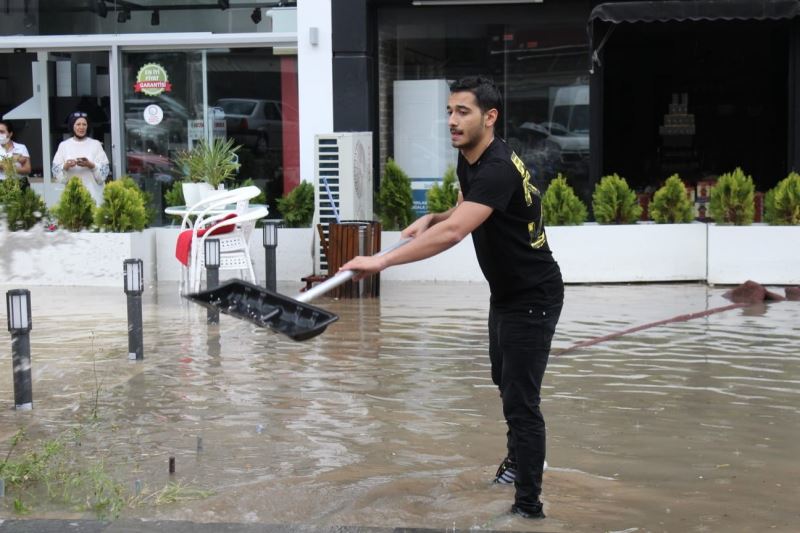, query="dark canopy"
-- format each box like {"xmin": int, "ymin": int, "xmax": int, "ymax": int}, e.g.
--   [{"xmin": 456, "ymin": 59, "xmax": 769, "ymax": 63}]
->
[
  {"xmin": 590, "ymin": 0, "xmax": 800, "ymax": 25},
  {"xmin": 588, "ymin": 1, "xmax": 800, "ymax": 68}
]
